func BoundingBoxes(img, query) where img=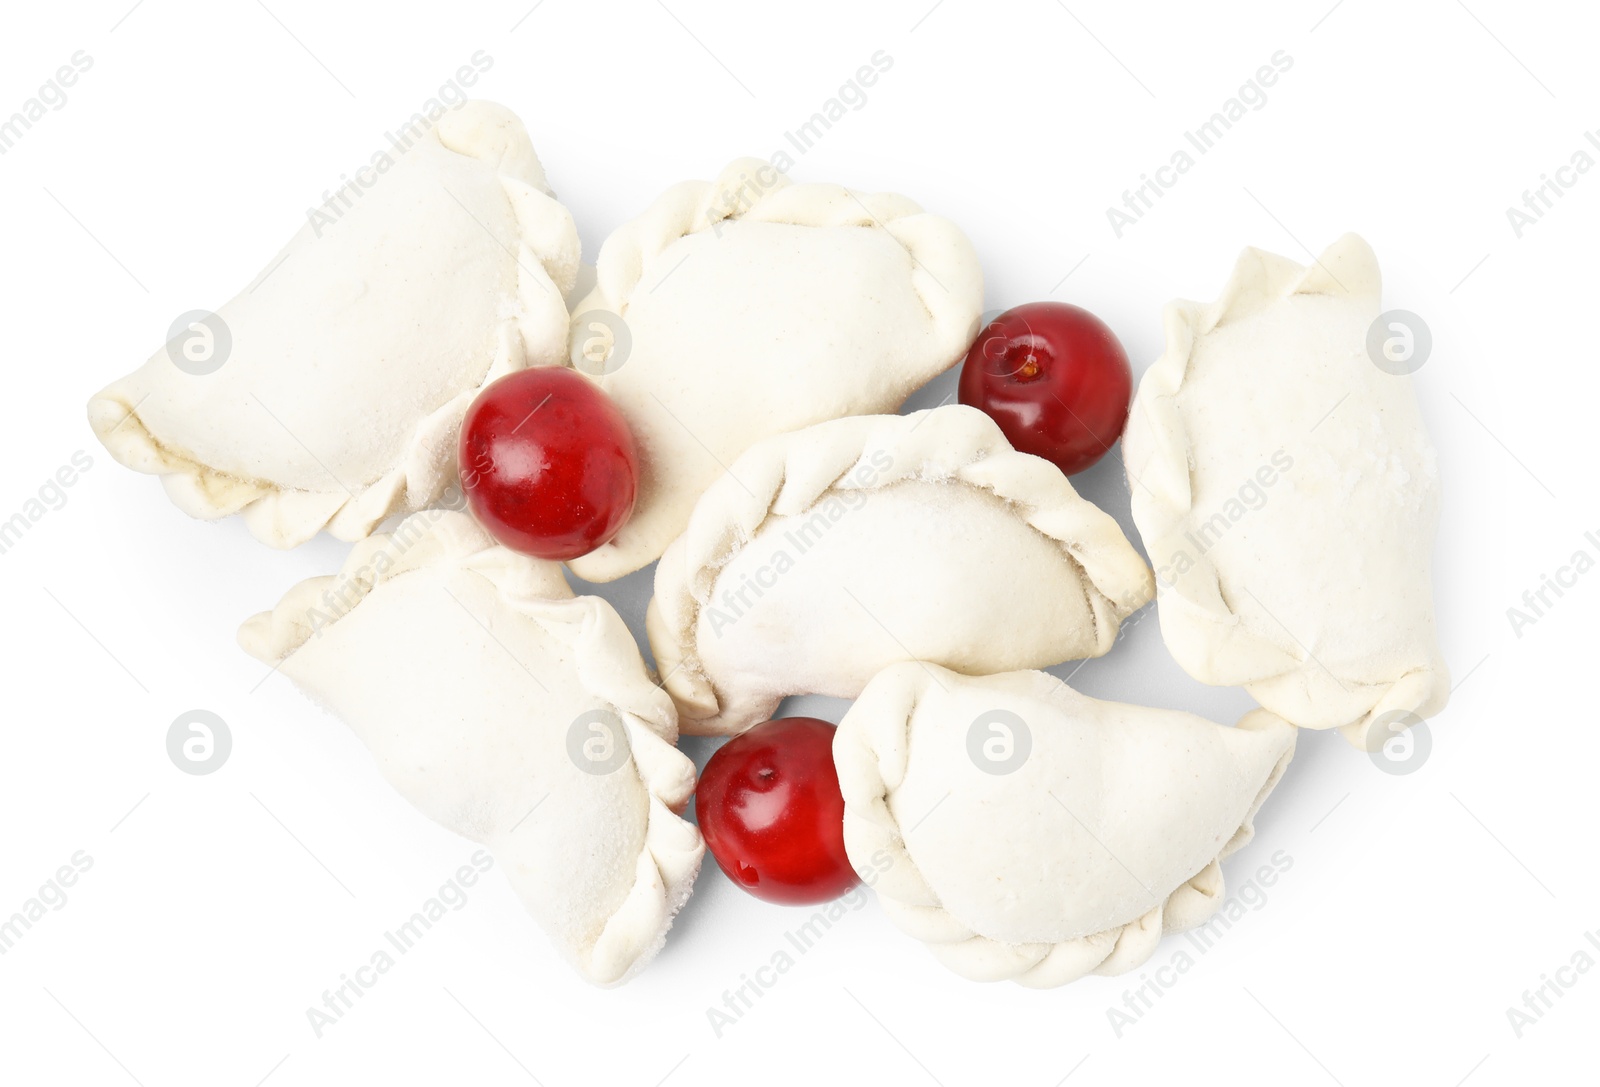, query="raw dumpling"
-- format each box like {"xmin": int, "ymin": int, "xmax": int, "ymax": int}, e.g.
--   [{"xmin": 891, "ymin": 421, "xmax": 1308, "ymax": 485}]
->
[
  {"xmin": 648, "ymin": 405, "xmax": 1154, "ymax": 736},
  {"xmin": 238, "ymin": 511, "xmax": 702, "ymax": 985},
  {"xmin": 834, "ymin": 663, "xmax": 1296, "ymax": 987},
  {"xmin": 1122, "ymin": 234, "xmax": 1449, "ymax": 749},
  {"xmin": 90, "ymin": 100, "xmax": 580, "ymax": 548},
  {"xmin": 563, "ymin": 158, "xmax": 984, "ymax": 582}
]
